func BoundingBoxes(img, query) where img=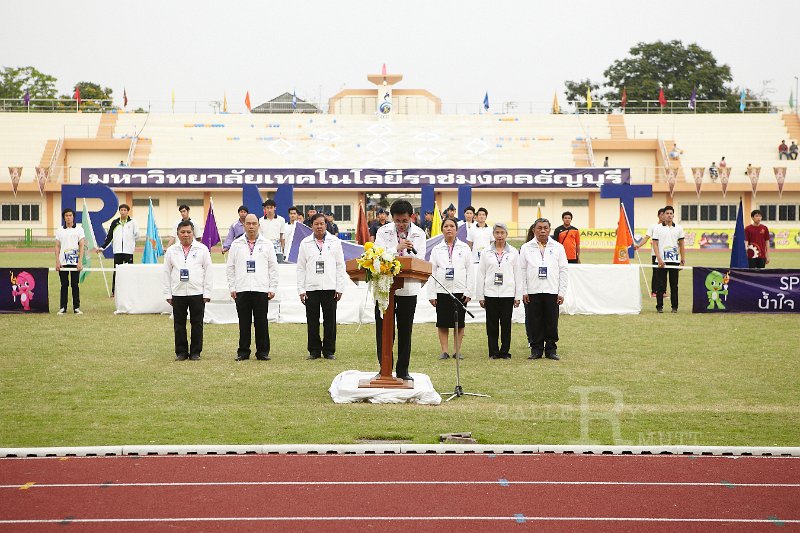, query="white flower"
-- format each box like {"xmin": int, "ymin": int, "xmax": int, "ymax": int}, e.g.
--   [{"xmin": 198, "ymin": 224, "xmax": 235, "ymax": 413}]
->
[
  {"xmin": 373, "ymin": 259, "xmax": 381, "ymax": 272},
  {"xmin": 381, "ymin": 251, "xmax": 394, "ymax": 262}
]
